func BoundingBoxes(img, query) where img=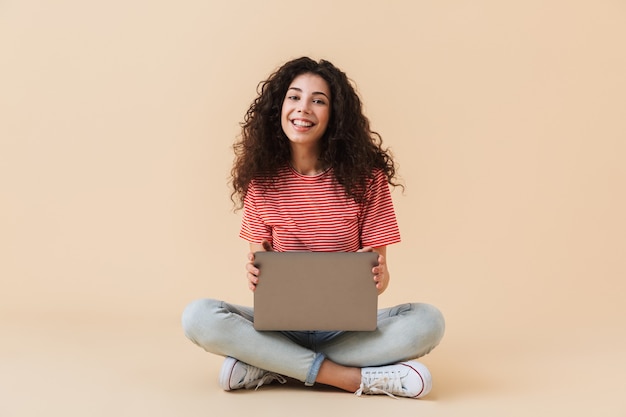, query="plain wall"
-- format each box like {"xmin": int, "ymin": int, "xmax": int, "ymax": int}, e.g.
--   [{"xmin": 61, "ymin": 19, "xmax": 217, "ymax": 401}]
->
[{"xmin": 1, "ymin": 0, "xmax": 625, "ymax": 353}]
